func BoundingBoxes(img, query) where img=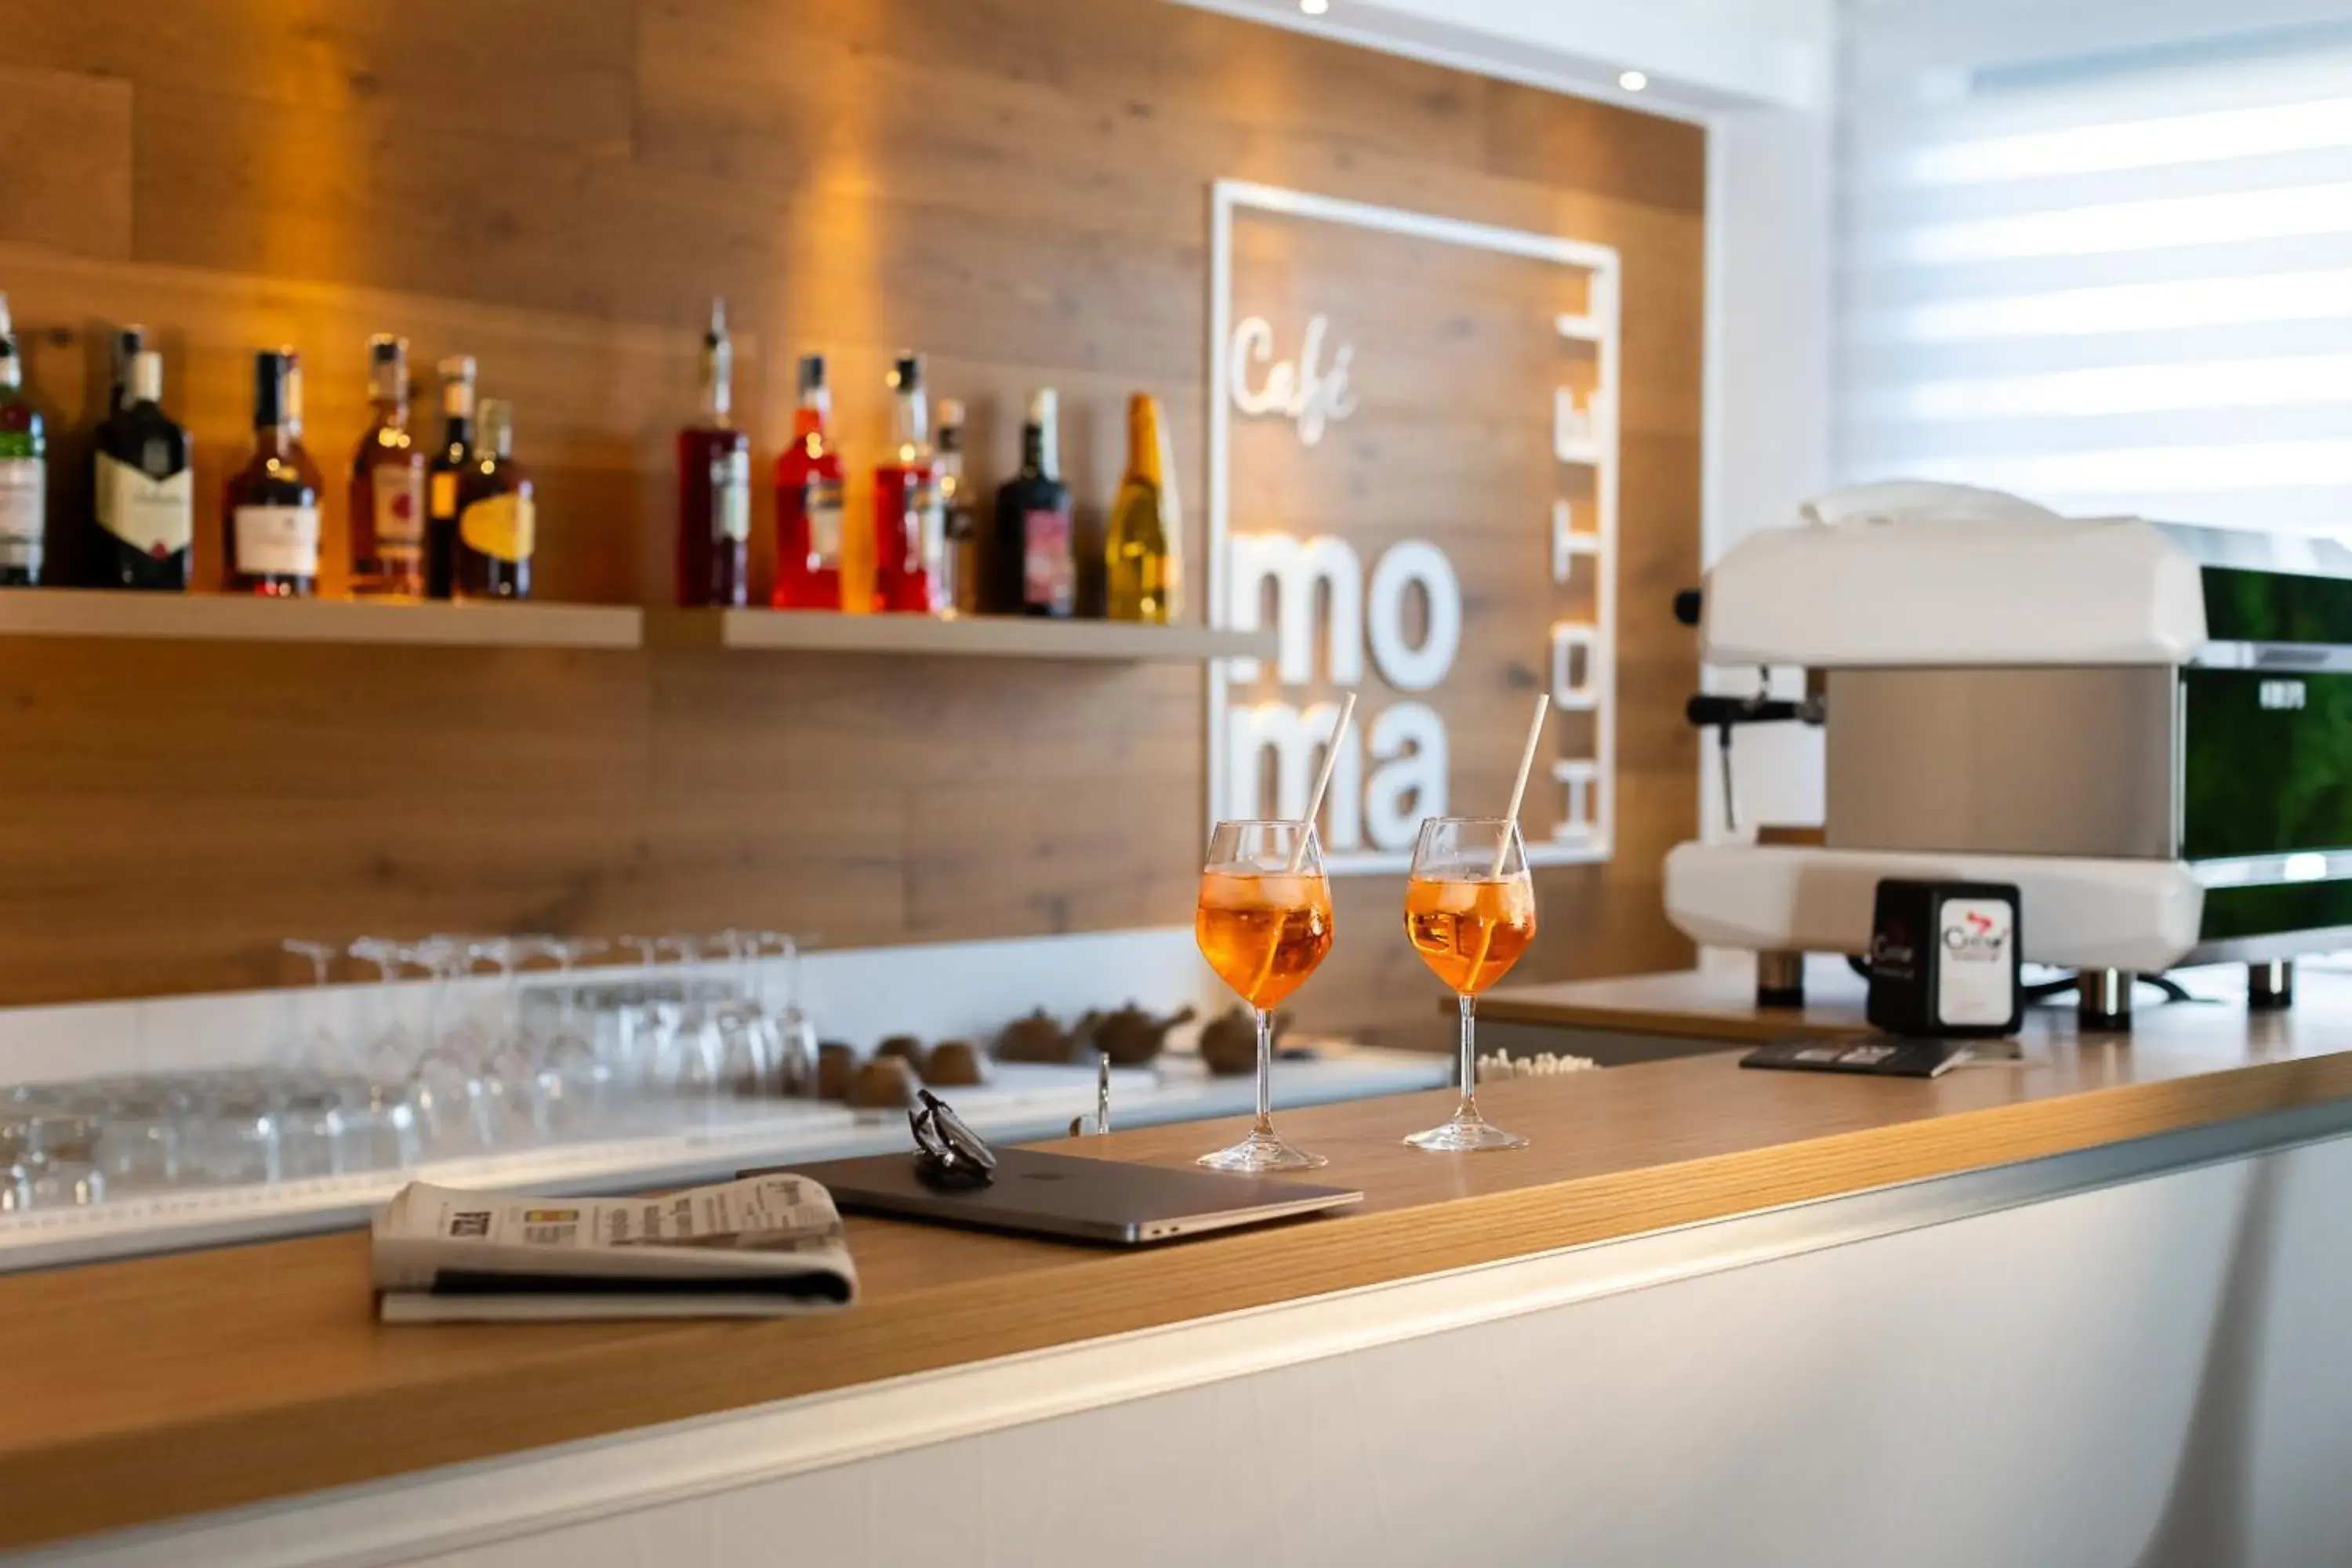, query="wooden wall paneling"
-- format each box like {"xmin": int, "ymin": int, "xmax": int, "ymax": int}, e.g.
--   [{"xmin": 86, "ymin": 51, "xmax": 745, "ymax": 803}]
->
[
  {"xmin": 0, "ymin": 66, "xmax": 132, "ymax": 261},
  {"xmin": 0, "ymin": 0, "xmax": 1706, "ymax": 1011}
]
